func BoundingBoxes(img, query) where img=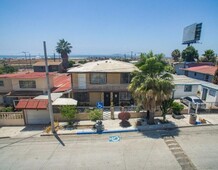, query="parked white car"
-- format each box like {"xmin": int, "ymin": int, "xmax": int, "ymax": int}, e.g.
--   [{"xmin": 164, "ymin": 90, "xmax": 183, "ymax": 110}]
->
[{"xmin": 180, "ymin": 96, "xmax": 206, "ymax": 110}]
